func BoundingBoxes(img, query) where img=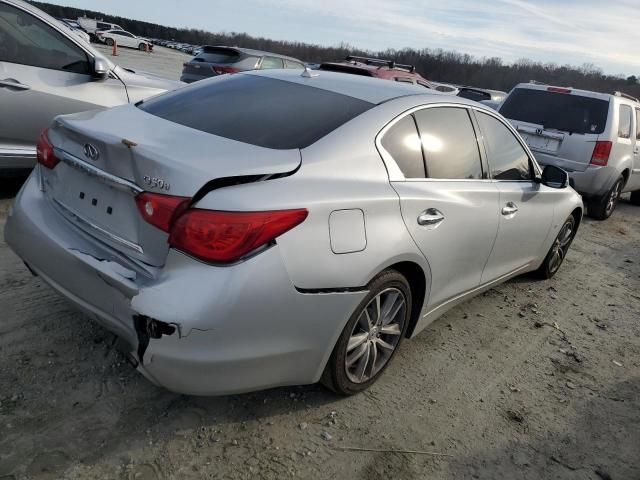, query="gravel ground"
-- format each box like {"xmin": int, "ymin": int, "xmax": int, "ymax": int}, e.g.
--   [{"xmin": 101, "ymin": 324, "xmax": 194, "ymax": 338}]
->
[{"xmin": 0, "ymin": 48, "xmax": 639, "ymax": 480}]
